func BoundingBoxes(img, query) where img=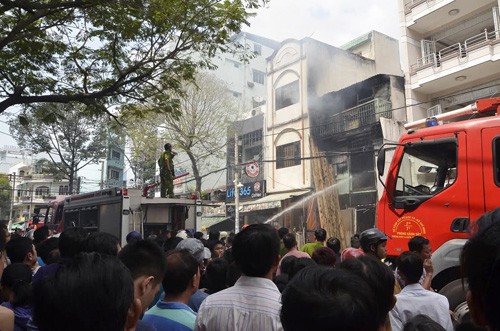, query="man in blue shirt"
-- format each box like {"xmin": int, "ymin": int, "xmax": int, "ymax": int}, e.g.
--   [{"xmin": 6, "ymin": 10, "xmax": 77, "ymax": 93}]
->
[{"xmin": 143, "ymin": 249, "xmax": 200, "ymax": 331}]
